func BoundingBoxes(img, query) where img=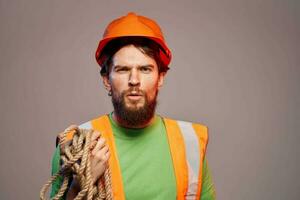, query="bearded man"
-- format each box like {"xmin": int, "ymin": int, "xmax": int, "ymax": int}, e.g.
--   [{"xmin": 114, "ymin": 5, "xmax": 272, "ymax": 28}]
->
[{"xmin": 50, "ymin": 12, "xmax": 216, "ymax": 200}]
